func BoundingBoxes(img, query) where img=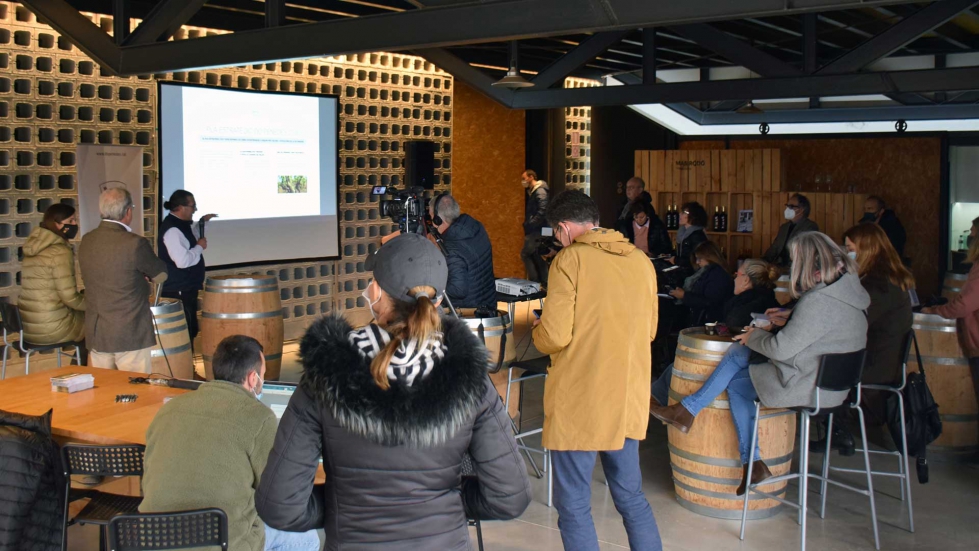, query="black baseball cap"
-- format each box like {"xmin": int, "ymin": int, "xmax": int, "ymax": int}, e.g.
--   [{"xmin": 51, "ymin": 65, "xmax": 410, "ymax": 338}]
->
[{"xmin": 366, "ymin": 233, "xmax": 447, "ymax": 303}]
